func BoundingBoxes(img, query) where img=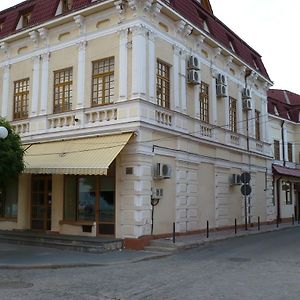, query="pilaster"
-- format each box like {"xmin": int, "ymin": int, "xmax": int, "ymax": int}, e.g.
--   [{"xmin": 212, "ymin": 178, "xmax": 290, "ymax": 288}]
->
[
  {"xmin": 31, "ymin": 55, "xmax": 41, "ymax": 117},
  {"xmin": 118, "ymin": 28, "xmax": 128, "ymax": 101},
  {"xmin": 1, "ymin": 64, "xmax": 10, "ymax": 119},
  {"xmin": 76, "ymin": 40, "xmax": 87, "ymax": 109},
  {"xmin": 131, "ymin": 25, "xmax": 147, "ymax": 99},
  {"xmin": 40, "ymin": 52, "xmax": 50, "ymax": 115},
  {"xmin": 148, "ymin": 30, "xmax": 156, "ymax": 103}
]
